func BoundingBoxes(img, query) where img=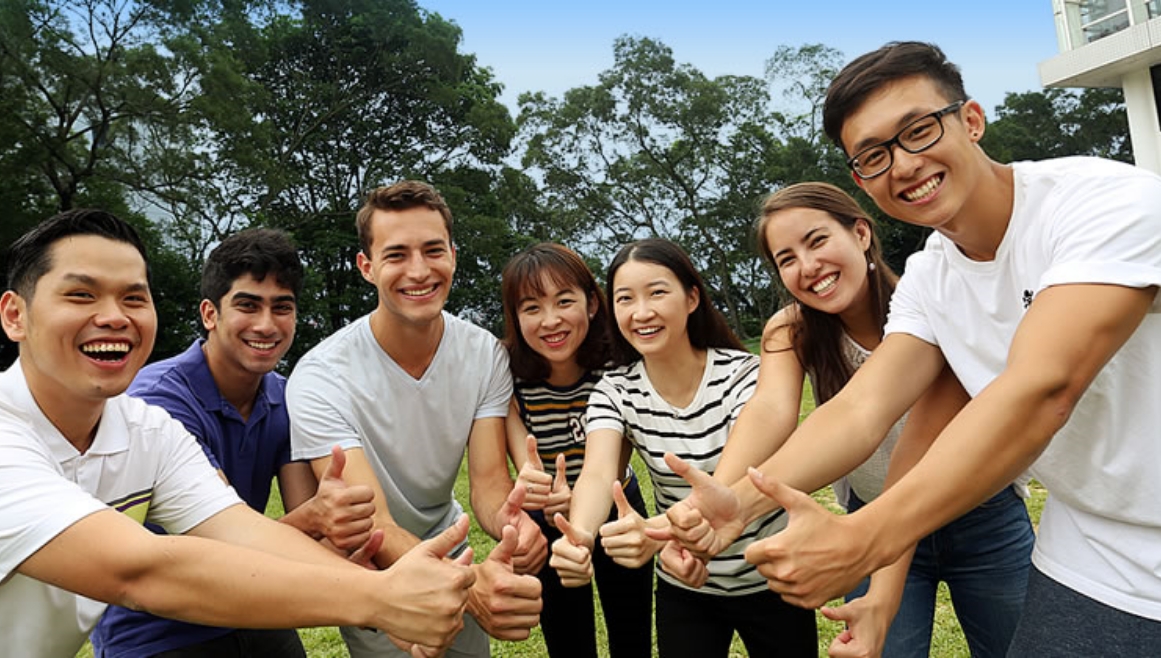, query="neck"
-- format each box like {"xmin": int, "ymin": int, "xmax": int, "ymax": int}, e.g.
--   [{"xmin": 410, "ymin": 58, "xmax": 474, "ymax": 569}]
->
[
  {"xmin": 22, "ymin": 362, "xmax": 103, "ymax": 453},
  {"xmin": 370, "ymin": 309, "xmax": 444, "ymax": 379},
  {"xmin": 642, "ymin": 343, "xmax": 706, "ymax": 408},
  {"xmin": 202, "ymin": 341, "xmax": 263, "ymax": 420},
  {"xmin": 940, "ymin": 159, "xmax": 1015, "ymax": 261},
  {"xmin": 546, "ymin": 359, "xmax": 585, "ymax": 388},
  {"xmin": 838, "ymin": 292, "xmax": 884, "ymax": 352}
]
